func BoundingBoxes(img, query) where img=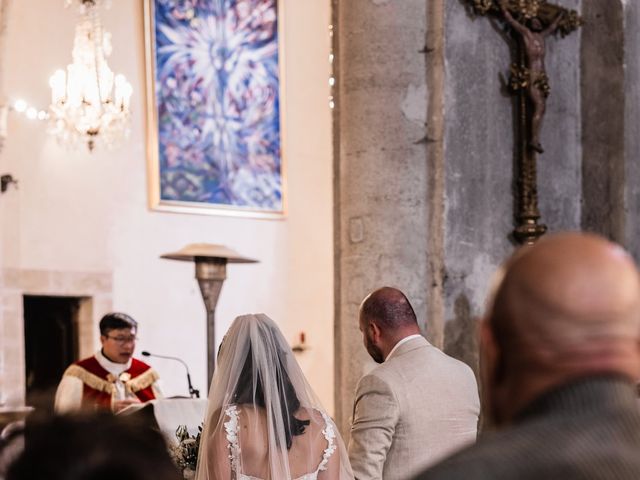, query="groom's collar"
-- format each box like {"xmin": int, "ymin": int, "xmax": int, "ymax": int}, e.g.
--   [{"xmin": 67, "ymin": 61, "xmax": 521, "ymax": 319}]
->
[{"xmin": 385, "ymin": 334, "xmax": 425, "ymax": 361}]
